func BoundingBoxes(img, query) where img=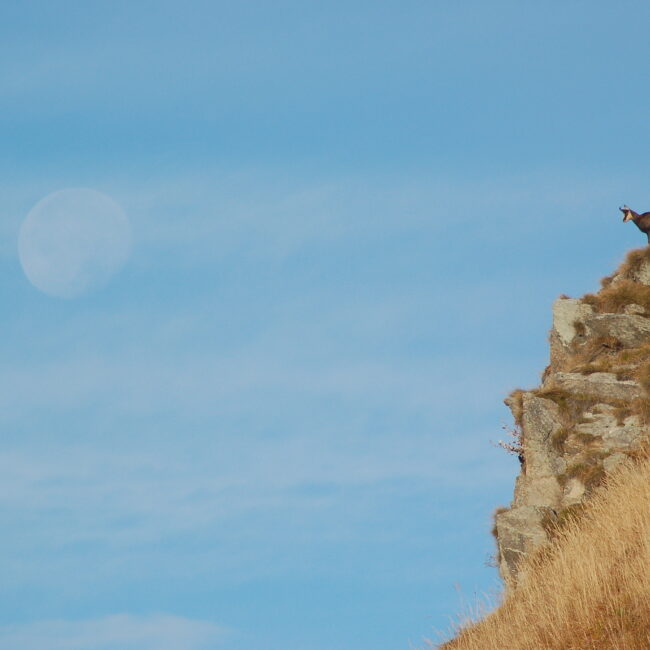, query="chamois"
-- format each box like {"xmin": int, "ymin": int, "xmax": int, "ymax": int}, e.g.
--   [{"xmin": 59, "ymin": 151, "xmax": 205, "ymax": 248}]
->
[{"xmin": 621, "ymin": 205, "xmax": 650, "ymax": 244}]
